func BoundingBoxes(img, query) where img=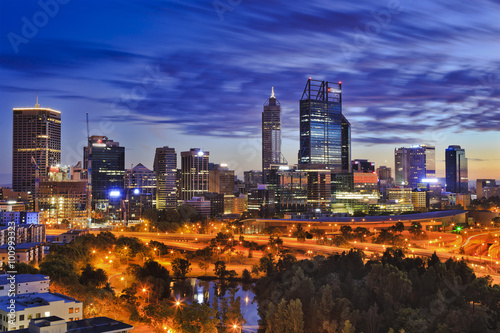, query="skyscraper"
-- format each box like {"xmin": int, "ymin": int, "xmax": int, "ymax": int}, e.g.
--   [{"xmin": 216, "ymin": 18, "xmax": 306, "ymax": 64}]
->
[
  {"xmin": 394, "ymin": 145, "xmax": 435, "ymax": 188},
  {"xmin": 180, "ymin": 148, "xmax": 209, "ymax": 201},
  {"xmin": 123, "ymin": 163, "xmax": 157, "ymax": 222},
  {"xmin": 352, "ymin": 159, "xmax": 375, "ymax": 173},
  {"xmin": 12, "ymin": 99, "xmax": 61, "ymax": 194},
  {"xmin": 299, "ymin": 78, "xmax": 350, "ymax": 172},
  {"xmin": 262, "ymin": 87, "xmax": 284, "ymax": 178},
  {"xmin": 445, "ymin": 145, "xmax": 468, "ymax": 193},
  {"xmin": 83, "ymin": 135, "xmax": 125, "ymax": 210},
  {"xmin": 153, "ymin": 146, "xmax": 177, "ymax": 209},
  {"xmin": 209, "ymin": 164, "xmax": 235, "ymax": 195}
]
